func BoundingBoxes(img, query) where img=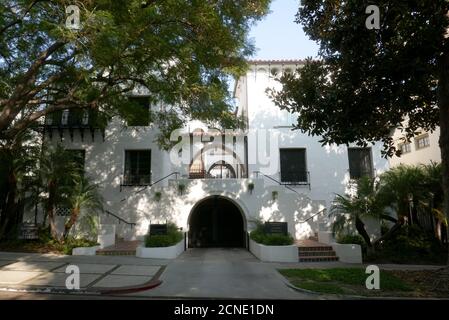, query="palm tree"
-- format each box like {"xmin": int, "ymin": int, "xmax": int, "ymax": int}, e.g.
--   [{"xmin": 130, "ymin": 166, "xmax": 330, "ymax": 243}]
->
[
  {"xmin": 330, "ymin": 176, "xmax": 385, "ymax": 248},
  {"xmin": 63, "ymin": 175, "xmax": 103, "ymax": 240},
  {"xmin": 37, "ymin": 144, "xmax": 78, "ymax": 240},
  {"xmin": 376, "ymin": 165, "xmax": 427, "ymax": 223}
]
